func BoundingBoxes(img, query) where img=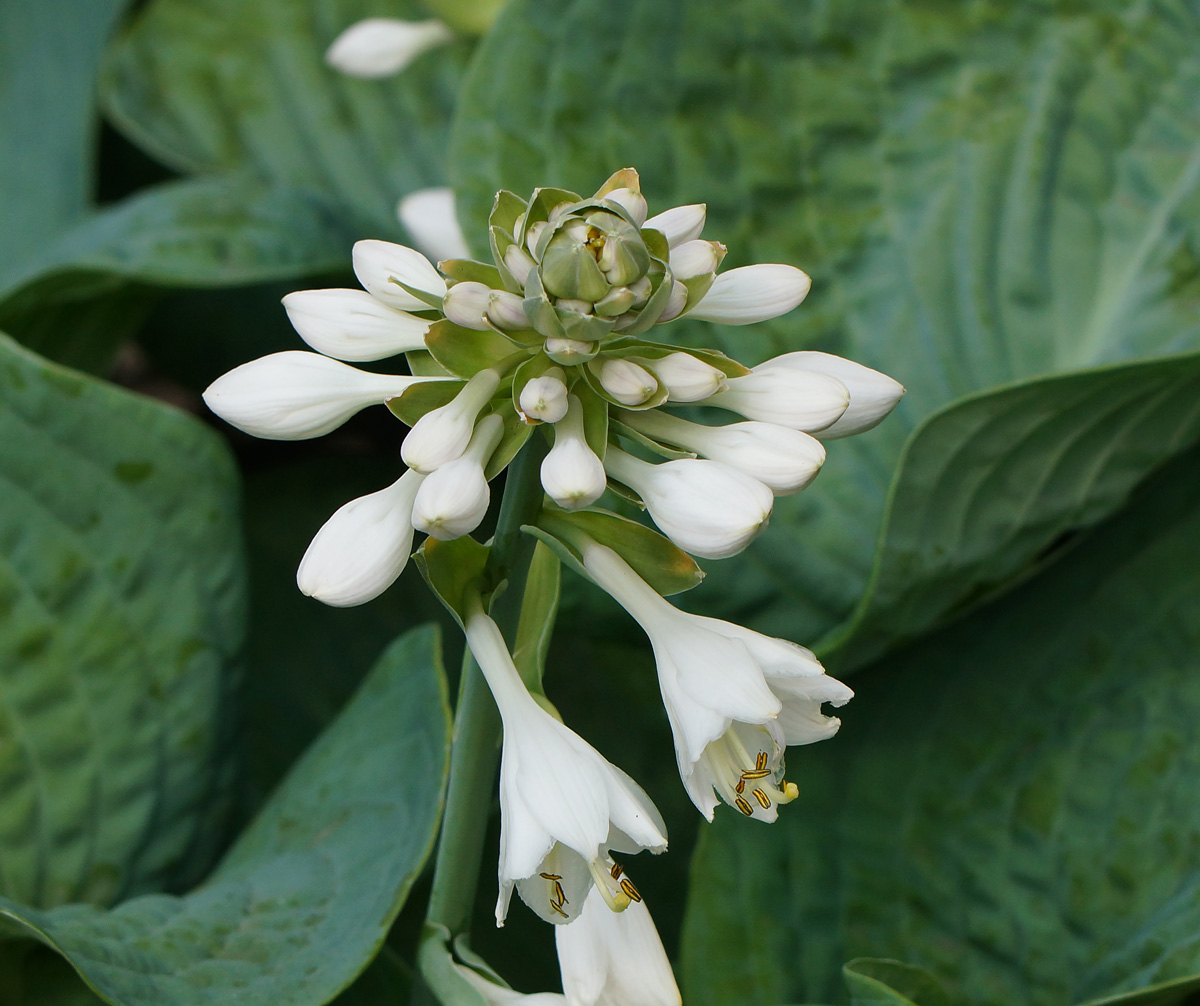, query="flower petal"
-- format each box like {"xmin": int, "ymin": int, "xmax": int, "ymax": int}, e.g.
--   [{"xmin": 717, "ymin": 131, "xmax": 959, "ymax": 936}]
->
[
  {"xmin": 686, "ymin": 264, "xmax": 811, "ymax": 324},
  {"xmin": 352, "ymin": 239, "xmax": 447, "ymax": 311},
  {"xmin": 642, "ymin": 203, "xmax": 706, "ymax": 246}
]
